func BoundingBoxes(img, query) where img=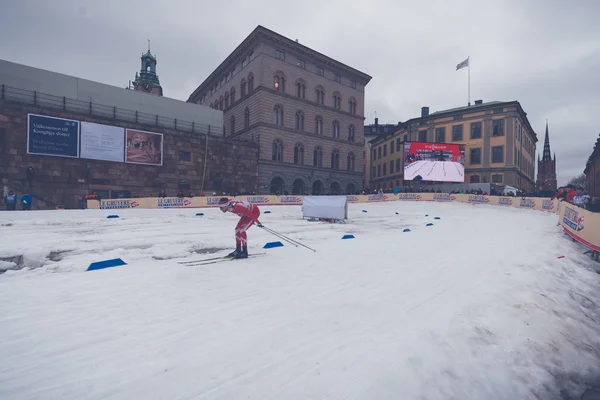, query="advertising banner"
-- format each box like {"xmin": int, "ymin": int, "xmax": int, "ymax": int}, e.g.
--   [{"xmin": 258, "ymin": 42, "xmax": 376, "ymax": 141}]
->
[
  {"xmin": 80, "ymin": 122, "xmax": 125, "ymax": 162},
  {"xmin": 27, "ymin": 113, "xmax": 79, "ymax": 158},
  {"xmin": 125, "ymin": 129, "xmax": 163, "ymax": 166},
  {"xmin": 558, "ymin": 202, "xmax": 600, "ymax": 251},
  {"xmin": 403, "ymin": 141, "xmax": 466, "ymax": 183}
]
